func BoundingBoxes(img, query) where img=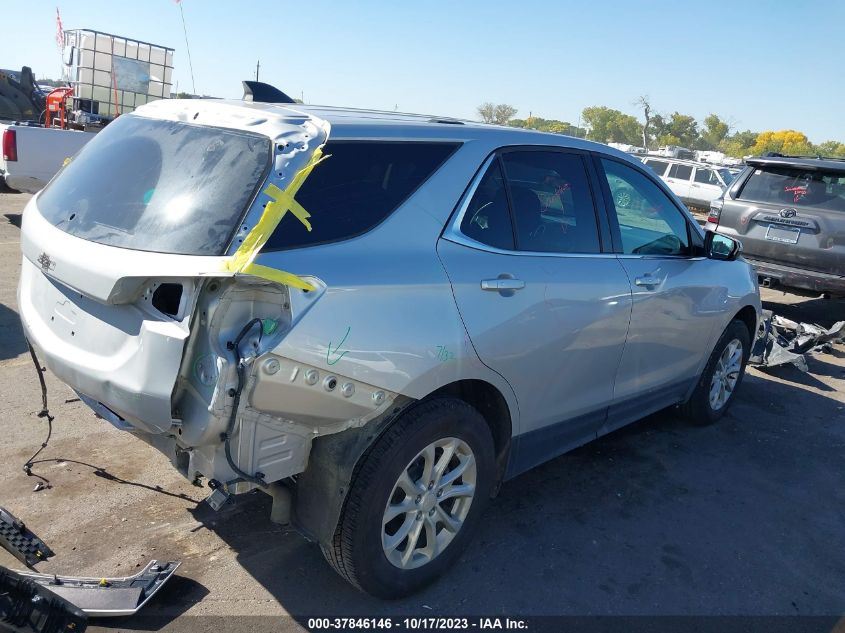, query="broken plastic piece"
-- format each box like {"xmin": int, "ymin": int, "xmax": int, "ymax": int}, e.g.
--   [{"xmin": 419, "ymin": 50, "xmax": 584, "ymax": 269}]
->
[
  {"xmin": 0, "ymin": 565, "xmax": 87, "ymax": 632},
  {"xmin": 16, "ymin": 560, "xmax": 180, "ymax": 618},
  {"xmin": 749, "ymin": 310, "xmax": 845, "ymax": 371},
  {"xmin": 0, "ymin": 507, "xmax": 55, "ymax": 568},
  {"xmin": 206, "ymin": 488, "xmax": 230, "ymax": 511}
]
